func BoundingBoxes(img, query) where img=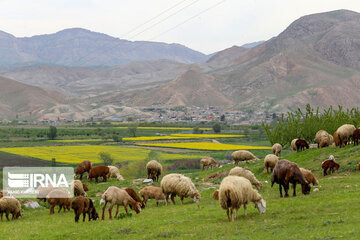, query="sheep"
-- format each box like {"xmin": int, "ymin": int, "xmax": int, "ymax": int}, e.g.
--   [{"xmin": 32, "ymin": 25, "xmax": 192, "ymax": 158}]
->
[
  {"xmin": 336, "ymin": 124, "xmax": 356, "ymax": 147},
  {"xmin": 264, "ymin": 154, "xmax": 279, "ymax": 173},
  {"xmin": 219, "ymin": 176, "xmax": 266, "ymax": 222},
  {"xmin": 299, "ymin": 168, "xmax": 319, "ymax": 186},
  {"xmin": 231, "ymin": 150, "xmax": 259, "ymax": 165},
  {"xmin": 272, "ymin": 143, "xmax": 282, "ymax": 156},
  {"xmin": 315, "ymin": 130, "xmax": 332, "ymax": 148},
  {"xmin": 71, "ymin": 196, "xmax": 99, "ymax": 222},
  {"xmin": 271, "ymin": 159, "xmax": 311, "ymax": 197},
  {"xmin": 75, "ymin": 160, "xmax": 92, "ymax": 180},
  {"xmin": 333, "ymin": 131, "xmax": 340, "ymax": 146},
  {"xmin": 87, "ymin": 165, "xmax": 109, "ymax": 182},
  {"xmin": 295, "ymin": 139, "xmax": 309, "ymax": 152},
  {"xmin": 0, "ymin": 197, "xmax": 21, "ymax": 221},
  {"xmin": 160, "ymin": 173, "xmax": 201, "ymax": 205},
  {"xmin": 228, "ymin": 167, "xmax": 262, "ymax": 190},
  {"xmin": 146, "ymin": 160, "xmax": 162, "ymax": 182},
  {"xmin": 322, "ymin": 156, "xmax": 339, "ymax": 176},
  {"xmin": 291, "ymin": 139, "xmax": 298, "ymax": 151},
  {"xmin": 139, "ymin": 186, "xmax": 166, "ymax": 207},
  {"xmin": 72, "ymin": 180, "xmax": 88, "ymax": 197},
  {"xmin": 353, "ymin": 128, "xmax": 360, "ymax": 146},
  {"xmin": 46, "ymin": 189, "xmax": 72, "ymax": 214},
  {"xmin": 36, "ymin": 186, "xmax": 57, "ymax": 202},
  {"xmin": 0, "ymin": 190, "xmax": 8, "ymax": 199},
  {"xmin": 101, "ymin": 186, "xmax": 142, "ymax": 220},
  {"xmin": 200, "ymin": 156, "xmax": 220, "ymax": 170},
  {"xmin": 107, "ymin": 166, "xmax": 124, "ymax": 181},
  {"xmin": 213, "ymin": 190, "xmax": 219, "ymax": 200},
  {"xmin": 123, "ymin": 188, "xmax": 146, "ymax": 209}
]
